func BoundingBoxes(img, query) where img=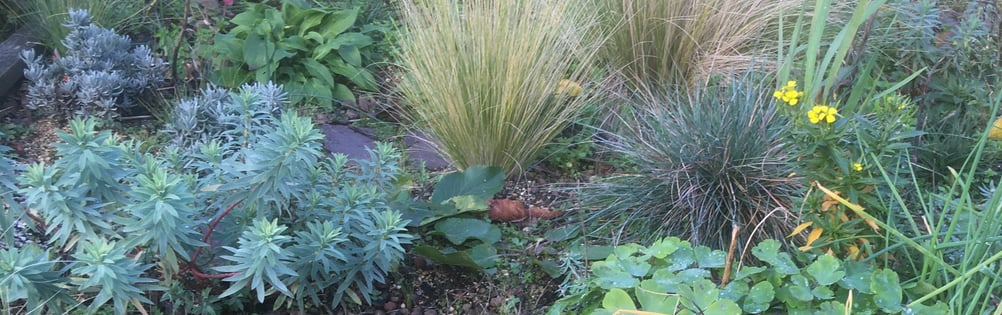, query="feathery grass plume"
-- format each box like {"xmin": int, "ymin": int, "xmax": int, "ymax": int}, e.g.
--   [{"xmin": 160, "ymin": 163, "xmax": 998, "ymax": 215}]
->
[
  {"xmin": 574, "ymin": 74, "xmax": 801, "ymax": 249},
  {"xmin": 395, "ymin": 0, "xmax": 606, "ymax": 175},
  {"xmin": 597, "ymin": 0, "xmax": 800, "ymax": 88}
]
